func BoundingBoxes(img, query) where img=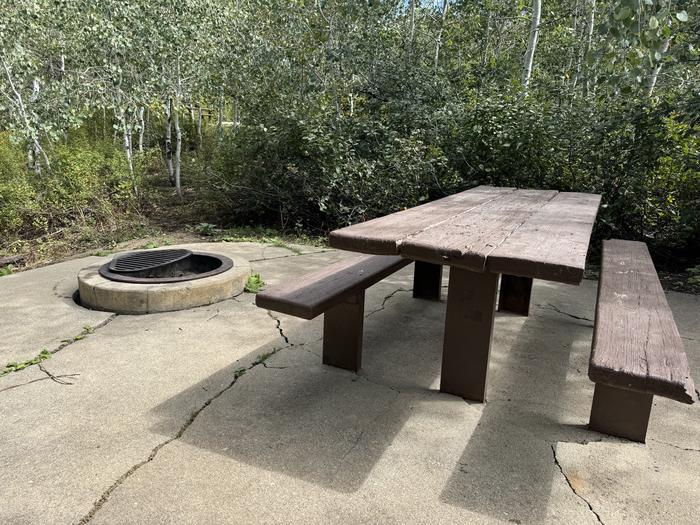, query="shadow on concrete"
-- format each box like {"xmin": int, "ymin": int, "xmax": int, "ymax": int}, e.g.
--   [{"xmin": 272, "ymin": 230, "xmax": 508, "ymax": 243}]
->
[
  {"xmin": 150, "ymin": 277, "xmax": 599, "ymax": 509},
  {"xmin": 149, "ymin": 290, "xmax": 449, "ymax": 494},
  {"xmin": 439, "ymin": 299, "xmax": 597, "ymax": 523}
]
